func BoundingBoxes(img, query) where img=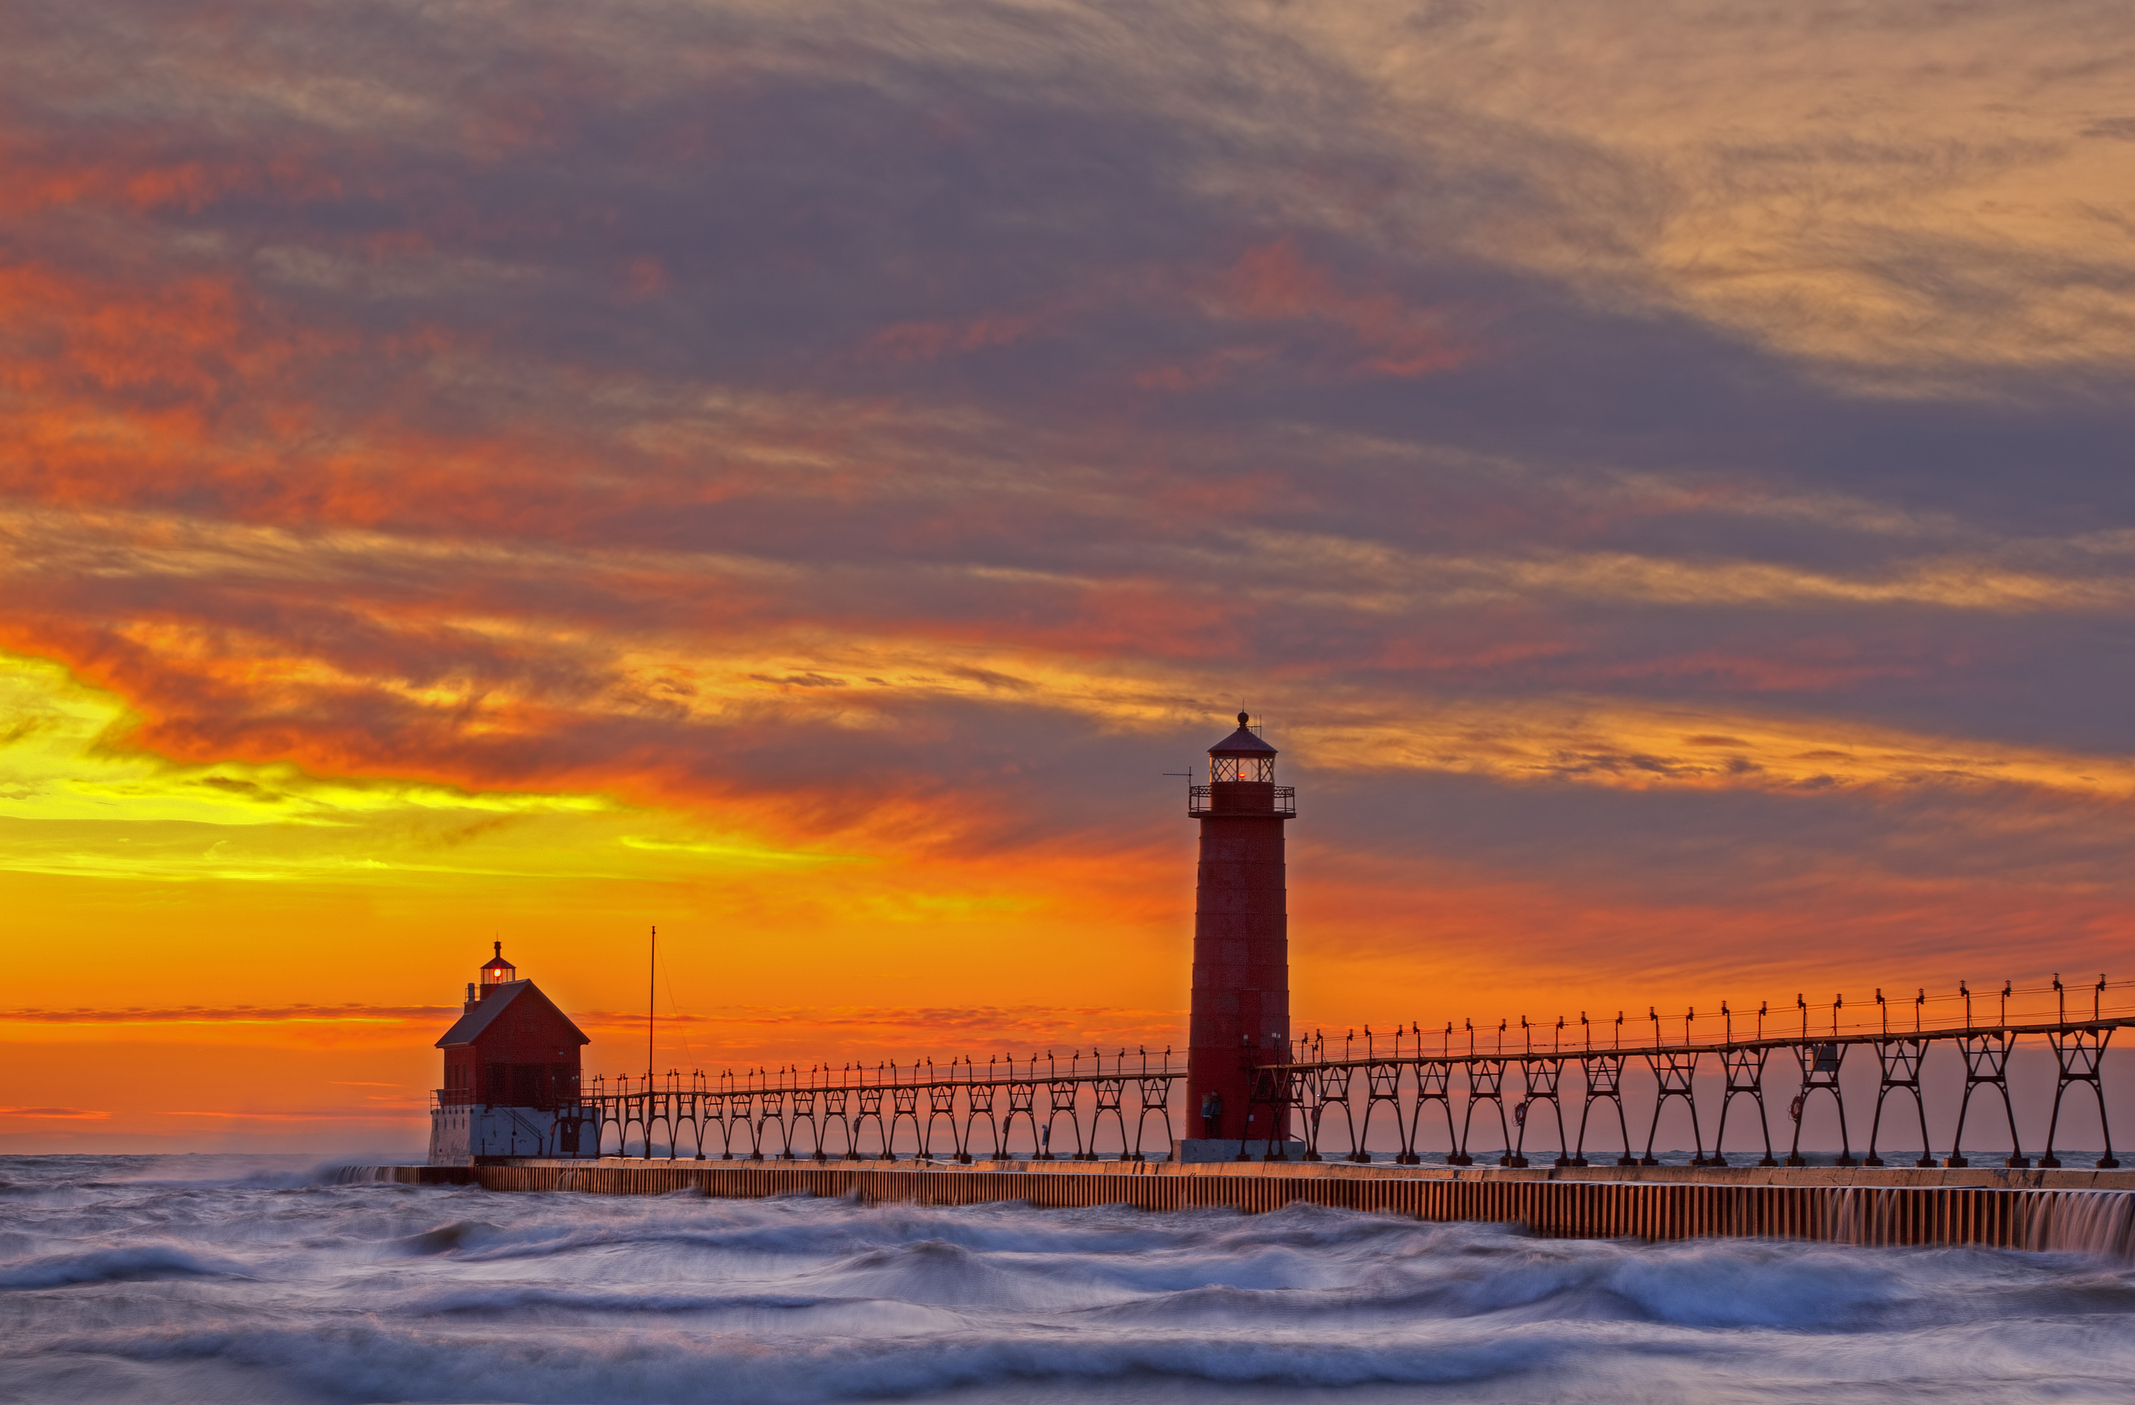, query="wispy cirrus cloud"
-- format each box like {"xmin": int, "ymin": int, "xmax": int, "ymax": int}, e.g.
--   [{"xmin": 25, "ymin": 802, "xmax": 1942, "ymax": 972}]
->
[
  {"xmin": 0, "ymin": 1005, "xmax": 453, "ymax": 1026},
  {"xmin": 0, "ymin": 1107, "xmax": 111, "ymax": 1121}
]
